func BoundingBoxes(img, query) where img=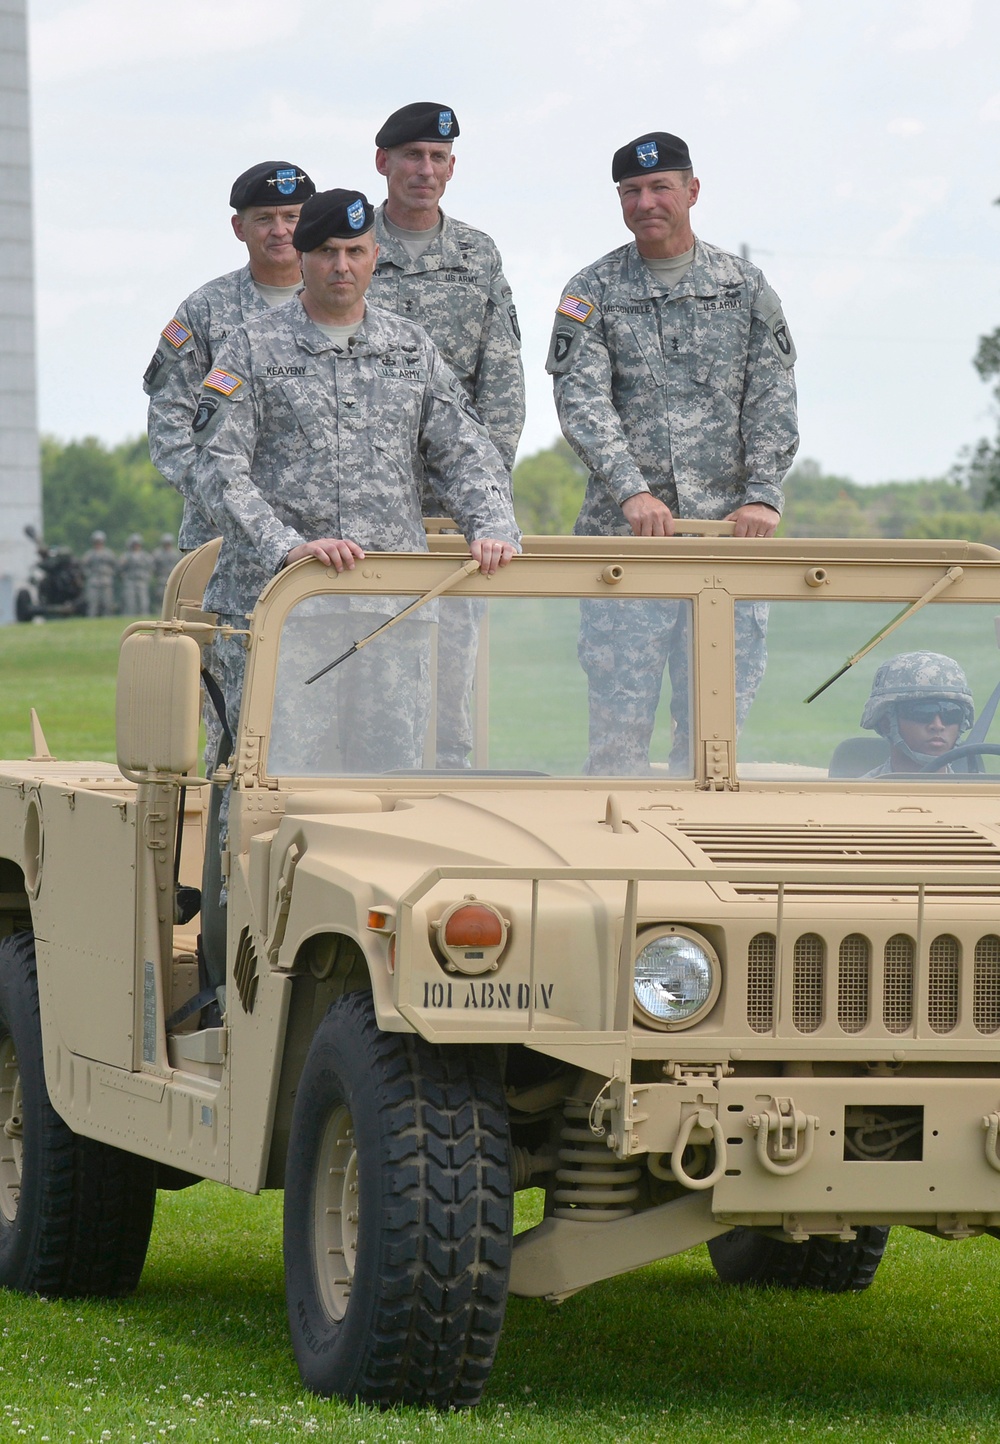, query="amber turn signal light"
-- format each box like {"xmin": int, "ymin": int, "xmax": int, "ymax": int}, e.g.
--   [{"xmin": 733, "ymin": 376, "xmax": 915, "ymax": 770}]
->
[{"xmin": 433, "ymin": 899, "xmax": 509, "ymax": 975}]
